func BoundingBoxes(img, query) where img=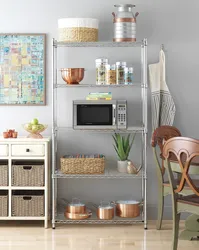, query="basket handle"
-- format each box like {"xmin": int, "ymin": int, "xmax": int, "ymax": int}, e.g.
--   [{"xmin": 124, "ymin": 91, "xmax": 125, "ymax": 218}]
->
[
  {"xmin": 23, "ymin": 196, "xmax": 32, "ymax": 200},
  {"xmin": 23, "ymin": 166, "xmax": 32, "ymax": 170}
]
